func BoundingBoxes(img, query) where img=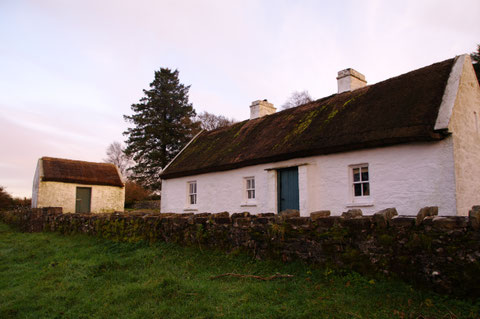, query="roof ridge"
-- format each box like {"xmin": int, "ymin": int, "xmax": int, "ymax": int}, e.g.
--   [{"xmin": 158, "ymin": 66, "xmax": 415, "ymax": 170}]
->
[{"xmin": 41, "ymin": 156, "xmax": 116, "ymax": 167}]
